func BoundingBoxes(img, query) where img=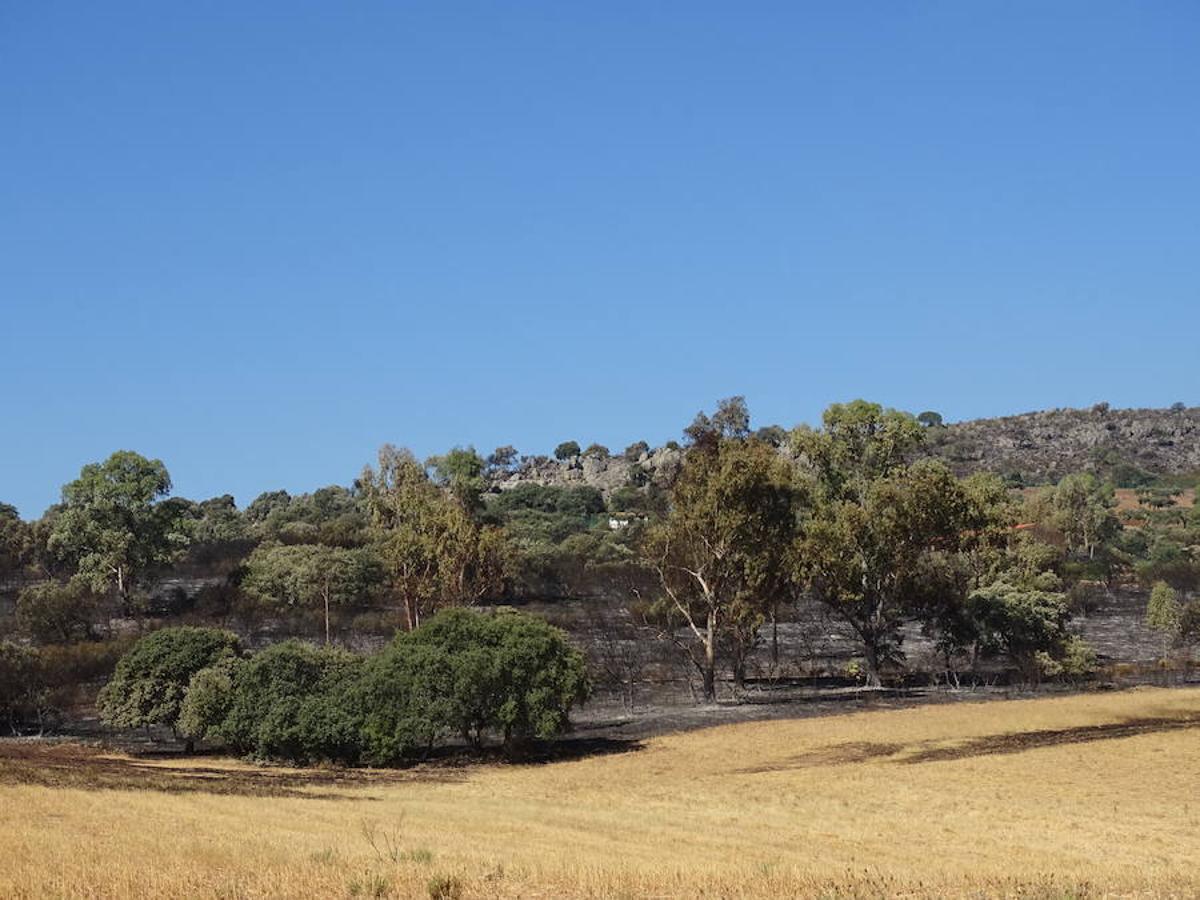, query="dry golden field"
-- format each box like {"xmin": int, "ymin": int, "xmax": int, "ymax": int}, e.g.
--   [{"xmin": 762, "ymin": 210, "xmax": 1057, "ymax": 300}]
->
[{"xmin": 2, "ymin": 688, "xmax": 1198, "ymax": 899}]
